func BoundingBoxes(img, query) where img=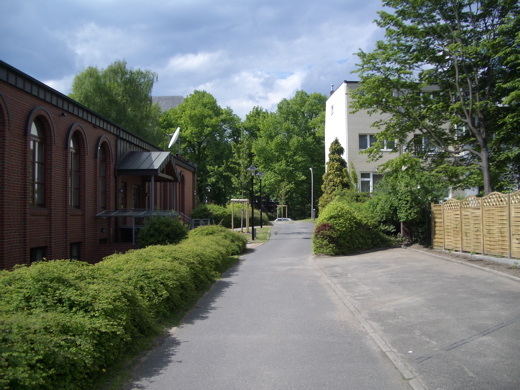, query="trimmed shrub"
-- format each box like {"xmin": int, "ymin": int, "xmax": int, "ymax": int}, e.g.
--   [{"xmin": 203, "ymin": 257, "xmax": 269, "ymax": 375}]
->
[
  {"xmin": 313, "ymin": 198, "xmax": 393, "ymax": 255},
  {"xmin": 0, "ymin": 227, "xmax": 247, "ymax": 389},
  {"xmin": 0, "ymin": 260, "xmax": 152, "ymax": 389},
  {"xmin": 188, "ymin": 225, "xmax": 248, "ymax": 255},
  {"xmin": 137, "ymin": 214, "xmax": 188, "ymax": 248}
]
